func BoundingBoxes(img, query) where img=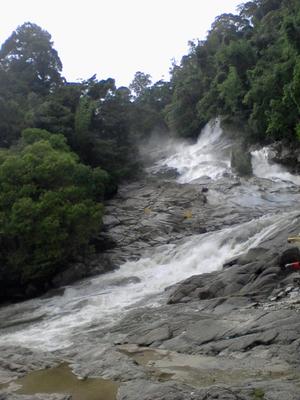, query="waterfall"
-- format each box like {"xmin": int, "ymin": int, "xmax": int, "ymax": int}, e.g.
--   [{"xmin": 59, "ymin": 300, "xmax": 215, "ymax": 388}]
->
[
  {"xmin": 251, "ymin": 147, "xmax": 300, "ymax": 186},
  {"xmin": 1, "ymin": 120, "xmax": 300, "ymax": 352},
  {"xmin": 157, "ymin": 119, "xmax": 232, "ymax": 183},
  {"xmin": 0, "ymin": 210, "xmax": 297, "ymax": 351}
]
